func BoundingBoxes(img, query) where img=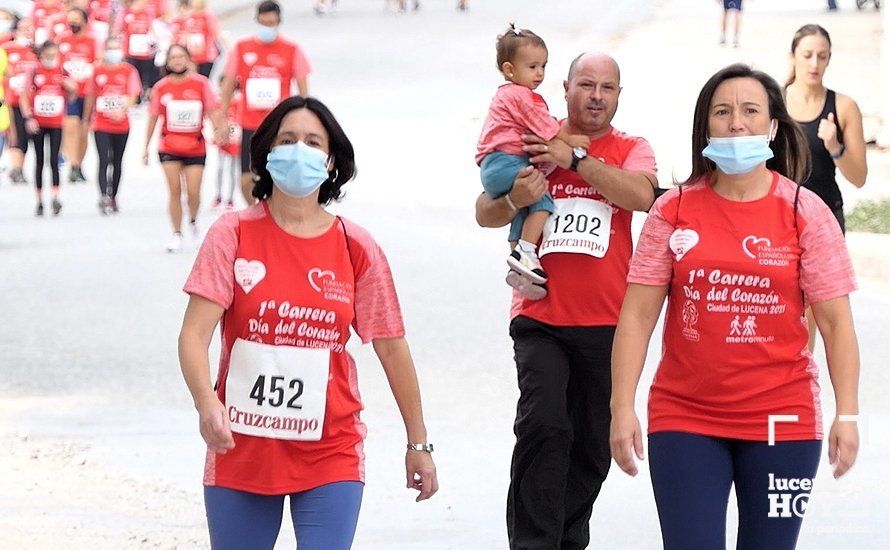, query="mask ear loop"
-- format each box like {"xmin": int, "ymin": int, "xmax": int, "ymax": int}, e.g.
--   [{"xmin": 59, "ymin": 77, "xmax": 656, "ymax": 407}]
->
[{"xmin": 768, "ymin": 119, "xmax": 778, "ymax": 142}]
